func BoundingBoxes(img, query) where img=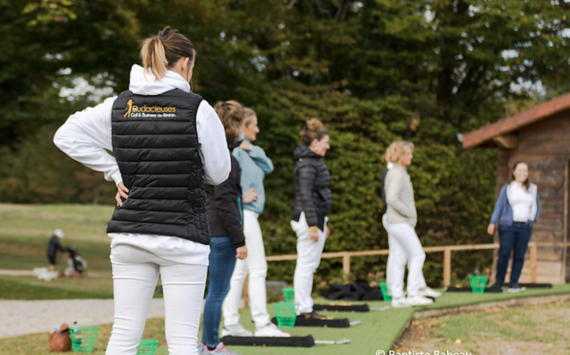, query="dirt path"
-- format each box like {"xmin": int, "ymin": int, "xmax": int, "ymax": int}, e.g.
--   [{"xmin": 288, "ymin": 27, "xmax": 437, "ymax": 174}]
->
[
  {"xmin": 0, "ymin": 299, "xmax": 165, "ymax": 339},
  {"xmin": 0, "ymin": 270, "xmax": 35, "ymax": 276}
]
